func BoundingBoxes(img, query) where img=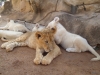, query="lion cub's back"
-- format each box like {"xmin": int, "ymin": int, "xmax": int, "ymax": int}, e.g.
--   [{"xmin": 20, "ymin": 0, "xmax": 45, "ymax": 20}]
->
[{"xmin": 26, "ymin": 32, "xmax": 37, "ymax": 49}]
